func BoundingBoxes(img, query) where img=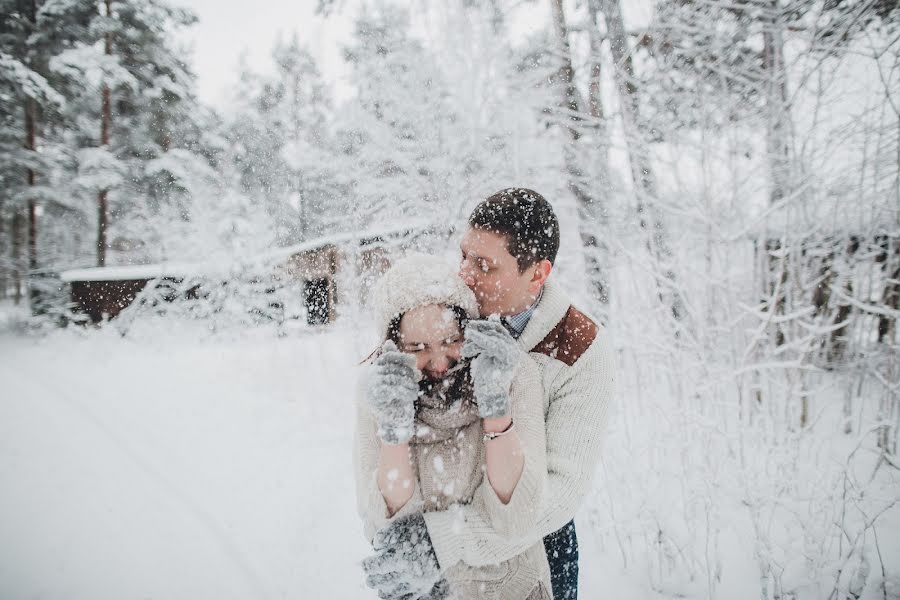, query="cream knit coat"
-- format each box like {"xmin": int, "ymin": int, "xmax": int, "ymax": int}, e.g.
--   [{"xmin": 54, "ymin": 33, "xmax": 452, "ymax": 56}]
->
[
  {"xmin": 355, "ymin": 356, "xmax": 553, "ymax": 598},
  {"xmin": 422, "ymin": 279, "xmax": 616, "ymax": 576}
]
